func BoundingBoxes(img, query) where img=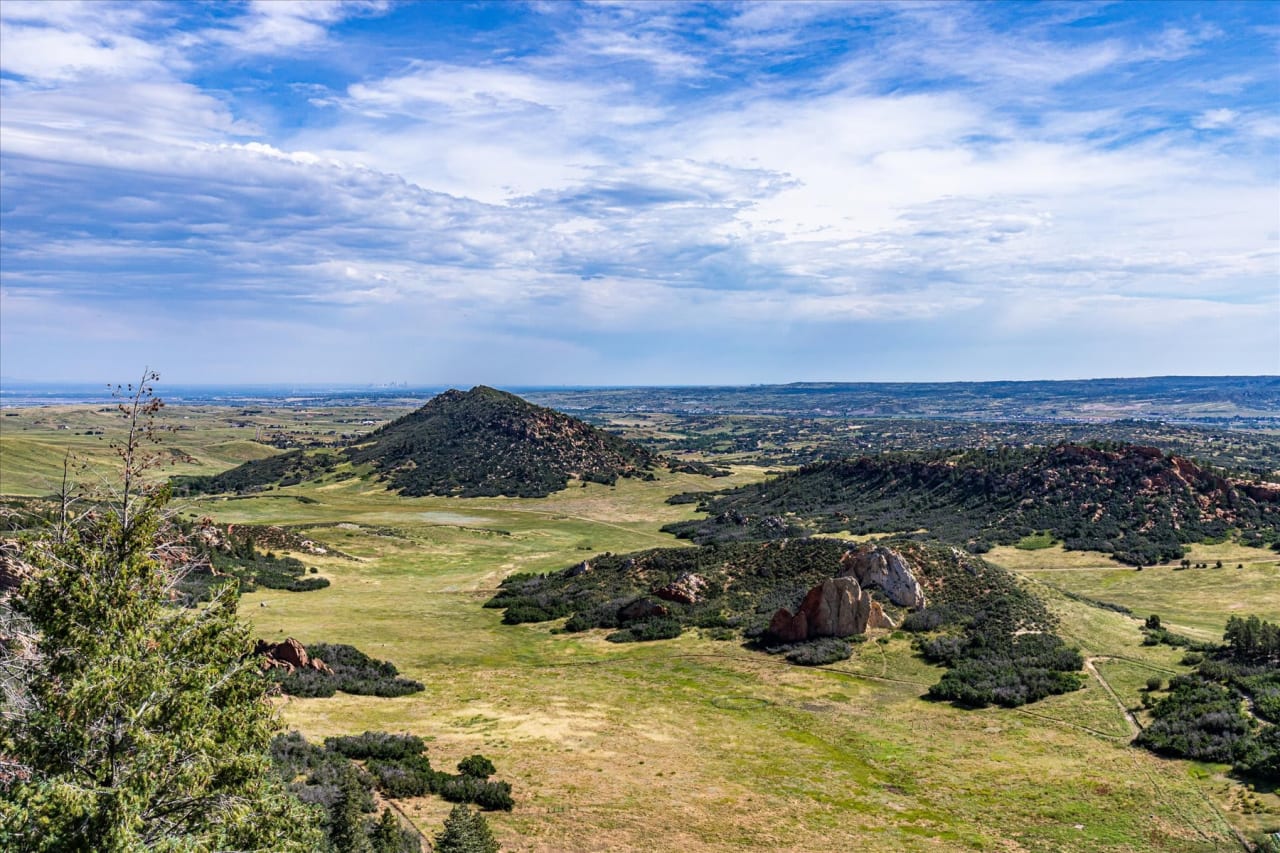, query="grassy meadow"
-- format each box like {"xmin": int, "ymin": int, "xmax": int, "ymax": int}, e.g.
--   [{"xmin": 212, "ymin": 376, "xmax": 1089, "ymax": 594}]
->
[{"xmin": 3, "ymin": 404, "xmax": 1276, "ymax": 851}]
